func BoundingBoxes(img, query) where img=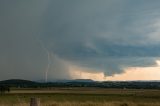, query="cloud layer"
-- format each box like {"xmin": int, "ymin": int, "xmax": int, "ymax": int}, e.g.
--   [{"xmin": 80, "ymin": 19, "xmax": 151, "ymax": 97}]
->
[{"xmin": 1, "ymin": 0, "xmax": 160, "ymax": 81}]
